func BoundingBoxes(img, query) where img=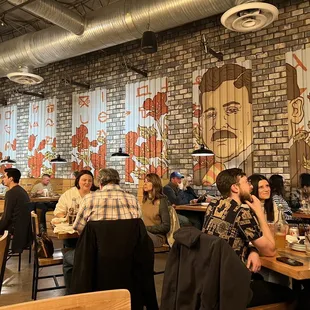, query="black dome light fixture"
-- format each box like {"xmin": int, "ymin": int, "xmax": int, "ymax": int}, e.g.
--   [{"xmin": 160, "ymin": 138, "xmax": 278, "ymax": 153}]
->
[
  {"xmin": 0, "ymin": 156, "xmax": 16, "ymax": 164},
  {"xmin": 111, "ymin": 147, "xmax": 129, "ymax": 158},
  {"xmin": 191, "ymin": 144, "xmax": 214, "ymax": 157},
  {"xmin": 50, "ymin": 154, "xmax": 67, "ymax": 164}
]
